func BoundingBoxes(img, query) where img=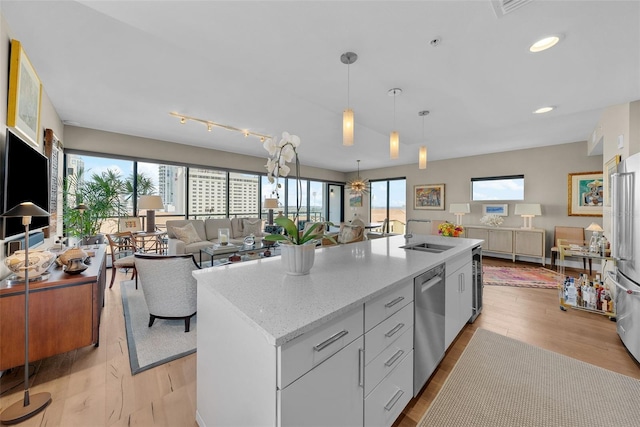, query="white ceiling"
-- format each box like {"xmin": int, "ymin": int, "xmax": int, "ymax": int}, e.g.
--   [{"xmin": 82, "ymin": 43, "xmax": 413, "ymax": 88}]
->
[{"xmin": 2, "ymin": 1, "xmax": 639, "ymax": 173}]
